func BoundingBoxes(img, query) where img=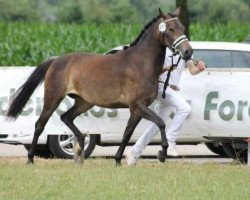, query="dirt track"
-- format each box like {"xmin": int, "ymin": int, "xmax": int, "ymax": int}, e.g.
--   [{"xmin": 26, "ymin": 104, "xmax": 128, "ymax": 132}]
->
[
  {"xmin": 0, "ymin": 143, "xmax": 214, "ymax": 157},
  {"xmin": 0, "ymin": 143, "xmax": 233, "ymax": 164}
]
